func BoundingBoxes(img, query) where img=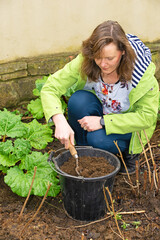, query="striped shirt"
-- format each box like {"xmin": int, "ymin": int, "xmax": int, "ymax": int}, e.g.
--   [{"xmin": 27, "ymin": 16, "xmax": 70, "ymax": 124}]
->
[{"xmin": 127, "ymin": 34, "xmax": 152, "ymax": 88}]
